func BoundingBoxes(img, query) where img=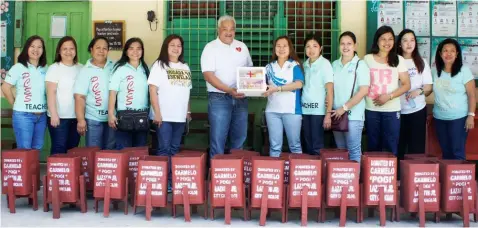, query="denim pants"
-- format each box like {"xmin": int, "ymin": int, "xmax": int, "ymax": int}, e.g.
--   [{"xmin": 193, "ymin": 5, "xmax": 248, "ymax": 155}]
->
[
  {"xmin": 266, "ymin": 112, "xmax": 302, "ymax": 157},
  {"xmin": 85, "ymin": 119, "xmax": 116, "ymax": 150},
  {"xmin": 365, "ymin": 110, "xmax": 401, "ymax": 155},
  {"xmin": 156, "ymin": 121, "xmax": 186, "ymax": 182},
  {"xmin": 302, "ymin": 115, "xmax": 325, "ymax": 155},
  {"xmin": 48, "ymin": 118, "xmax": 80, "ymax": 154},
  {"xmin": 434, "ymin": 117, "xmax": 468, "ymax": 160},
  {"xmin": 115, "ymin": 130, "xmax": 148, "ymax": 150},
  {"xmin": 333, "ymin": 120, "xmax": 365, "ymax": 162},
  {"xmin": 12, "ymin": 111, "xmax": 47, "ymax": 150},
  {"xmin": 208, "ymin": 92, "xmax": 248, "ymax": 158}
]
